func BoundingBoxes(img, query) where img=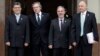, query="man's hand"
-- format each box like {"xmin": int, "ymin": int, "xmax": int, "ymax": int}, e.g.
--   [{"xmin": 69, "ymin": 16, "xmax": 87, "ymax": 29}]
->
[
  {"xmin": 93, "ymin": 41, "xmax": 98, "ymax": 44},
  {"xmin": 72, "ymin": 42, "xmax": 77, "ymax": 46},
  {"xmin": 6, "ymin": 42, "xmax": 10, "ymax": 46},
  {"xmin": 24, "ymin": 43, "xmax": 29, "ymax": 47},
  {"xmin": 69, "ymin": 45, "xmax": 72, "ymax": 49},
  {"xmin": 48, "ymin": 45, "xmax": 53, "ymax": 49}
]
